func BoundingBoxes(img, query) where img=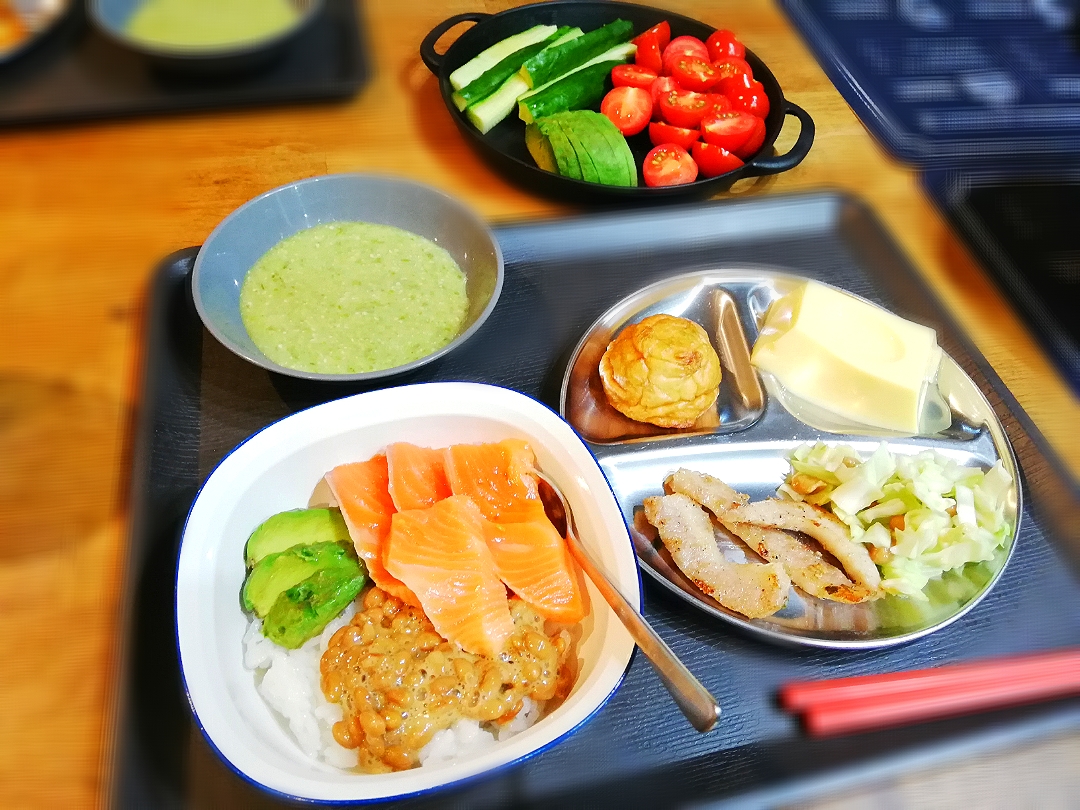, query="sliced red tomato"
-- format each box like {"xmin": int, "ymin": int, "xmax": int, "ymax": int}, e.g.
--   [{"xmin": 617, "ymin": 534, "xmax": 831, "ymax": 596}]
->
[
  {"xmin": 650, "ymin": 75, "xmax": 681, "ymax": 119},
  {"xmin": 659, "ymin": 89, "xmax": 710, "ymax": 128},
  {"xmin": 691, "ymin": 141, "xmax": 744, "ymax": 177},
  {"xmin": 635, "ymin": 33, "xmax": 664, "ymax": 74},
  {"xmin": 662, "ymin": 35, "xmax": 709, "ymax": 73},
  {"xmin": 713, "ymin": 56, "xmax": 753, "ymax": 81},
  {"xmin": 648, "ymin": 121, "xmax": 701, "ymax": 149},
  {"xmin": 601, "ymin": 86, "xmax": 653, "ymax": 136},
  {"xmin": 702, "ymin": 93, "xmax": 732, "ymax": 117},
  {"xmin": 720, "ymin": 75, "xmax": 771, "ymax": 118},
  {"xmin": 700, "ymin": 110, "xmax": 759, "ymax": 153},
  {"xmin": 706, "ymin": 29, "xmax": 745, "ymax": 61},
  {"xmin": 734, "ymin": 114, "xmax": 765, "ymax": 158},
  {"xmin": 669, "ymin": 56, "xmax": 720, "ymax": 92},
  {"xmin": 633, "ymin": 21, "xmax": 671, "ymax": 50},
  {"xmin": 612, "ymin": 63, "xmax": 659, "ymax": 89},
  {"xmin": 643, "ymin": 144, "xmax": 699, "ymax": 187}
]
